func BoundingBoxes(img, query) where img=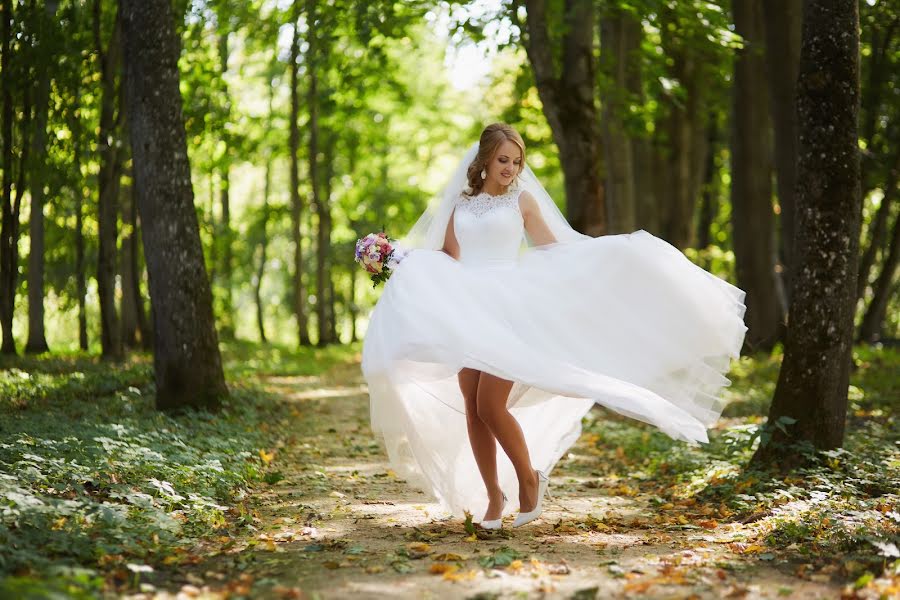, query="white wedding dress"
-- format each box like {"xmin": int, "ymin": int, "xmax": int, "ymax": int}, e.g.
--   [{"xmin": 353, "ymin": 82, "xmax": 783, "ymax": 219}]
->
[{"xmin": 362, "ymin": 187, "xmax": 747, "ymax": 521}]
